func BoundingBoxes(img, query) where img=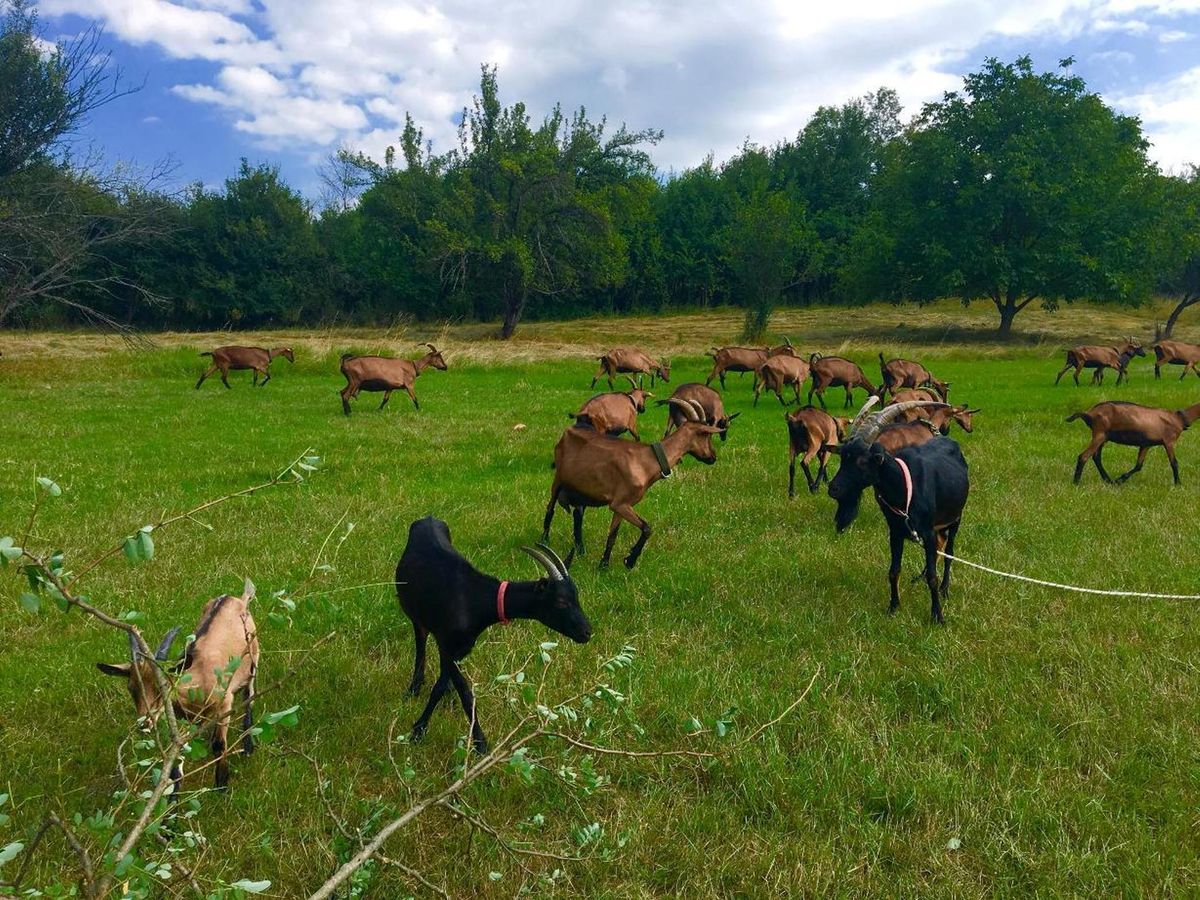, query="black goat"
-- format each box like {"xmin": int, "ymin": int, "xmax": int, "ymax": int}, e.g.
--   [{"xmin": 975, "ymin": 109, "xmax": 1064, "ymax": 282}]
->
[
  {"xmin": 395, "ymin": 517, "xmax": 592, "ymax": 753},
  {"xmin": 827, "ymin": 398, "xmax": 969, "ymax": 624}
]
